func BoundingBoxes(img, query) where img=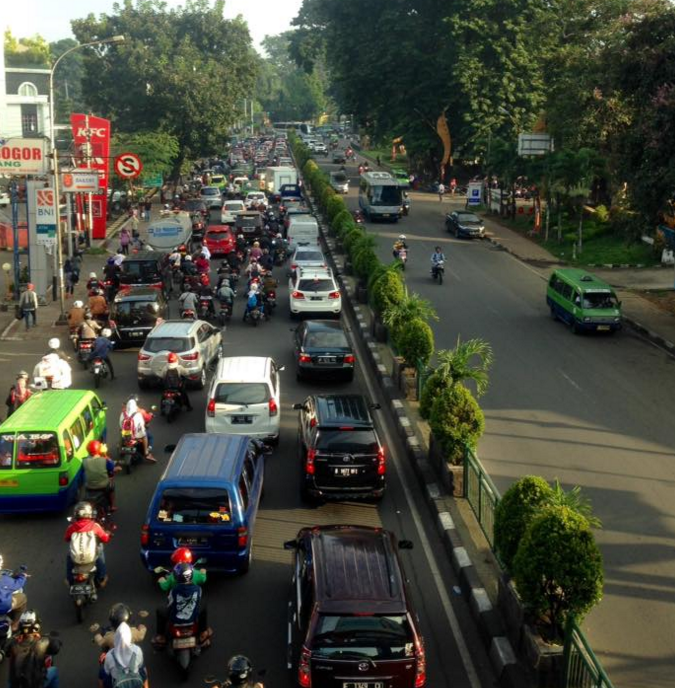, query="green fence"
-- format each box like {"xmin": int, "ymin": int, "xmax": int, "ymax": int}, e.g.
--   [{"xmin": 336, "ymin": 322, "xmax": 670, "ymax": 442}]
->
[
  {"xmin": 563, "ymin": 616, "xmax": 615, "ymax": 688},
  {"xmin": 463, "ymin": 446, "xmax": 501, "ymax": 549},
  {"xmin": 416, "ymin": 358, "xmax": 433, "ymax": 400}
]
